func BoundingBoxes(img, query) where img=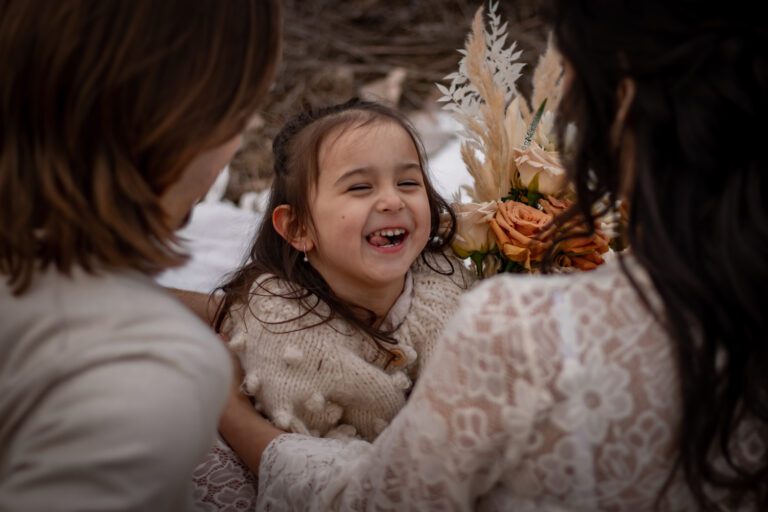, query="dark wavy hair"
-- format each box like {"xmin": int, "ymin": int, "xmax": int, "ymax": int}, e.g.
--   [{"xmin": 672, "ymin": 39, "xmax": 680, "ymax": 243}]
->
[
  {"xmin": 214, "ymin": 98, "xmax": 457, "ymax": 361},
  {"xmin": 546, "ymin": 0, "xmax": 768, "ymax": 509},
  {"xmin": 0, "ymin": 0, "xmax": 281, "ymax": 295}
]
